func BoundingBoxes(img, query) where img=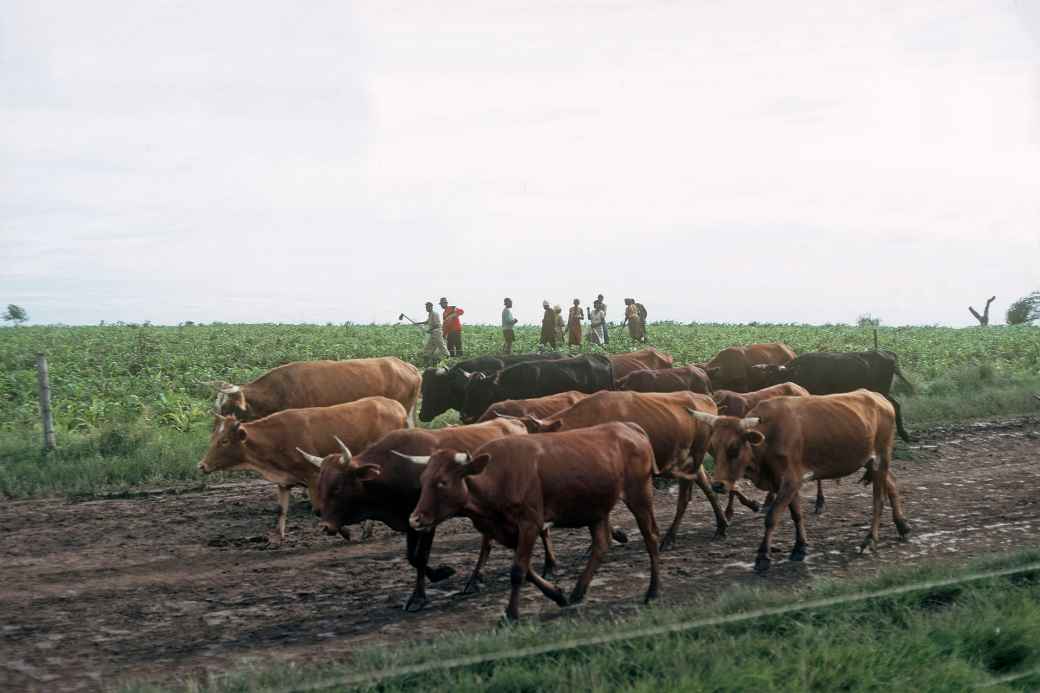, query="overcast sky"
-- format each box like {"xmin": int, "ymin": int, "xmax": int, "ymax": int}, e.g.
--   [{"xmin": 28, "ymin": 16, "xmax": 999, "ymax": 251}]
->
[{"xmin": 2, "ymin": 0, "xmax": 1038, "ymax": 327}]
